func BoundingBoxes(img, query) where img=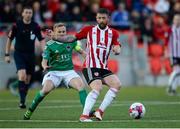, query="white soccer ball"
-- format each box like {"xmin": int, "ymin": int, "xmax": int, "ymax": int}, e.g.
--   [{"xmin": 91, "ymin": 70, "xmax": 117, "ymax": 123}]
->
[{"xmin": 129, "ymin": 102, "xmax": 146, "ymax": 119}]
